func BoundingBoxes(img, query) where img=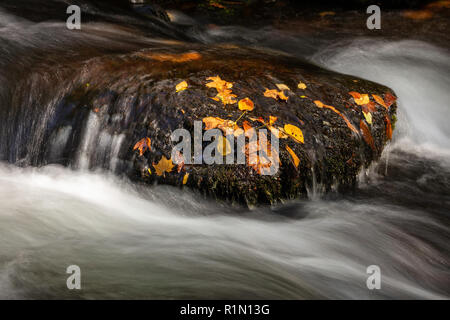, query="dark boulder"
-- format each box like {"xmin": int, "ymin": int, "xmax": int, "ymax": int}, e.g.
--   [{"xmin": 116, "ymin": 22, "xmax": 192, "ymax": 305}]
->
[{"xmin": 21, "ymin": 44, "xmax": 396, "ymax": 206}]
